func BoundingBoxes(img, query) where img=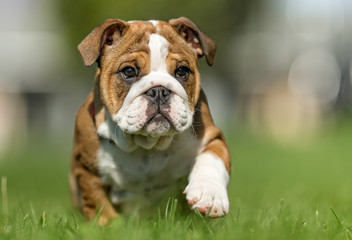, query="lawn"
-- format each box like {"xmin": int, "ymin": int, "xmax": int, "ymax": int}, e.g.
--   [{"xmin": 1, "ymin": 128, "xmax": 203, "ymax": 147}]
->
[{"xmin": 1, "ymin": 118, "xmax": 352, "ymax": 240}]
